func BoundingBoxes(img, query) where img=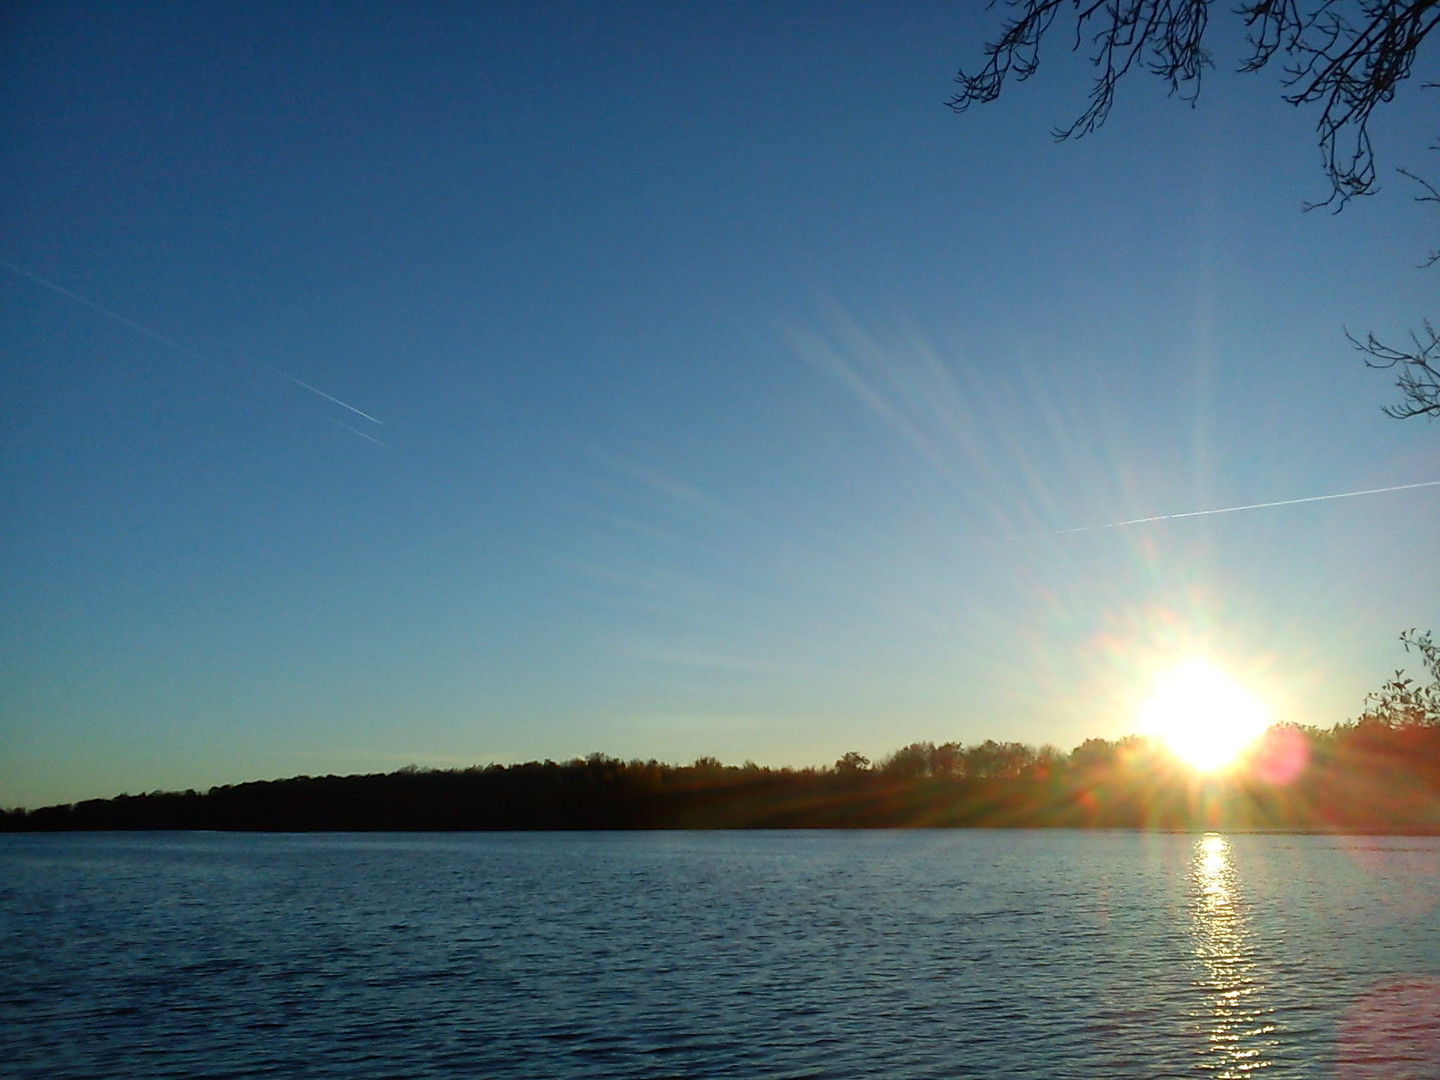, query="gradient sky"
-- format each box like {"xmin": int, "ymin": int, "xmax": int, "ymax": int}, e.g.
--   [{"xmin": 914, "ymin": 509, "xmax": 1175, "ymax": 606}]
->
[{"xmin": 3, "ymin": 1, "xmax": 1438, "ymax": 809}]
